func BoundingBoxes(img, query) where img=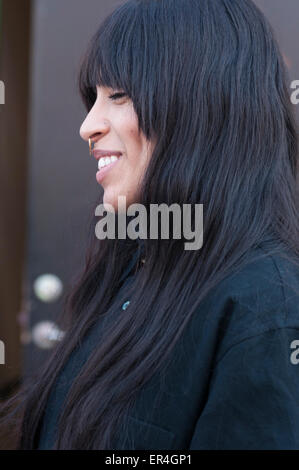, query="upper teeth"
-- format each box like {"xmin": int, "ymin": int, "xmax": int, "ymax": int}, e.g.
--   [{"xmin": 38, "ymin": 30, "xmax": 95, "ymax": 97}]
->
[{"xmin": 98, "ymin": 155, "xmax": 120, "ymax": 170}]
